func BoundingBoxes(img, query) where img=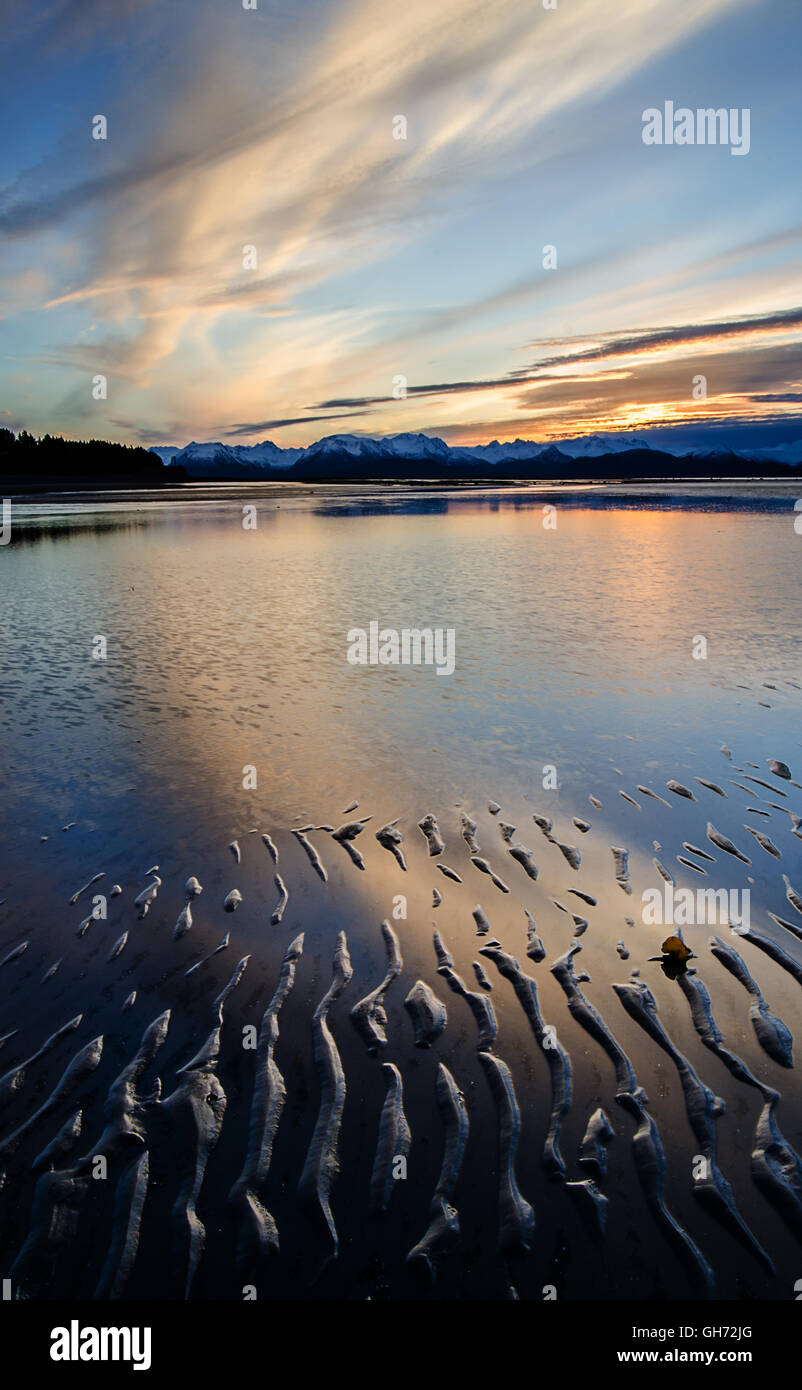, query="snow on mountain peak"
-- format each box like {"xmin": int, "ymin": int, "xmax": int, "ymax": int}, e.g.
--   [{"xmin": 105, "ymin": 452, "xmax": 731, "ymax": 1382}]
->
[{"xmin": 161, "ymin": 428, "xmax": 802, "ymax": 478}]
